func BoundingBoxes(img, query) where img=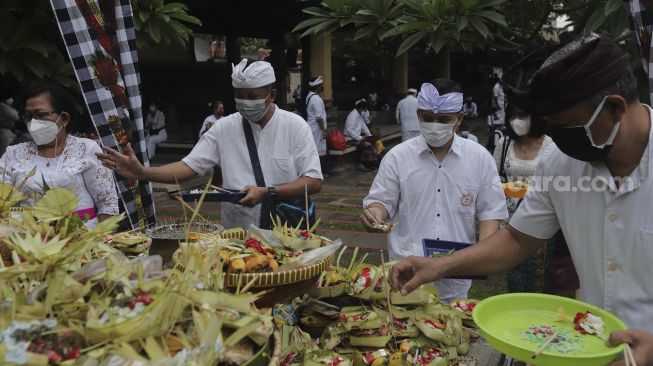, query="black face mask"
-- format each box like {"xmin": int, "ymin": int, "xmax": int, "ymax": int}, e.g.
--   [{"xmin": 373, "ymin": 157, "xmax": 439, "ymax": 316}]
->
[{"xmin": 547, "ymin": 125, "xmax": 614, "ymax": 162}]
